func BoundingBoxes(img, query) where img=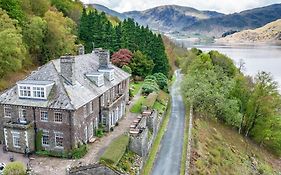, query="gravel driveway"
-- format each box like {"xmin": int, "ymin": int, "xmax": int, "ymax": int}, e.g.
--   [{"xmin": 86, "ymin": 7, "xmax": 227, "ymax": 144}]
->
[{"xmin": 151, "ymin": 70, "xmax": 186, "ymax": 175}]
